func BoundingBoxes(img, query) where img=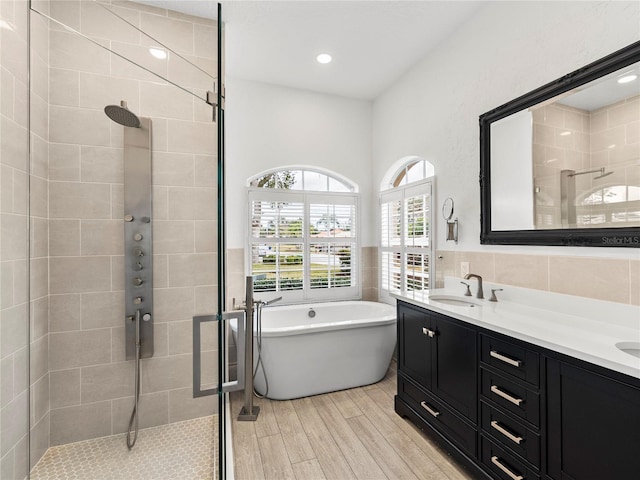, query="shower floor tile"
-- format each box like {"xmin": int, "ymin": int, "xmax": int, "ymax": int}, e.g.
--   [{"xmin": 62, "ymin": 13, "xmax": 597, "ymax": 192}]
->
[{"xmin": 30, "ymin": 415, "xmax": 217, "ymax": 480}]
